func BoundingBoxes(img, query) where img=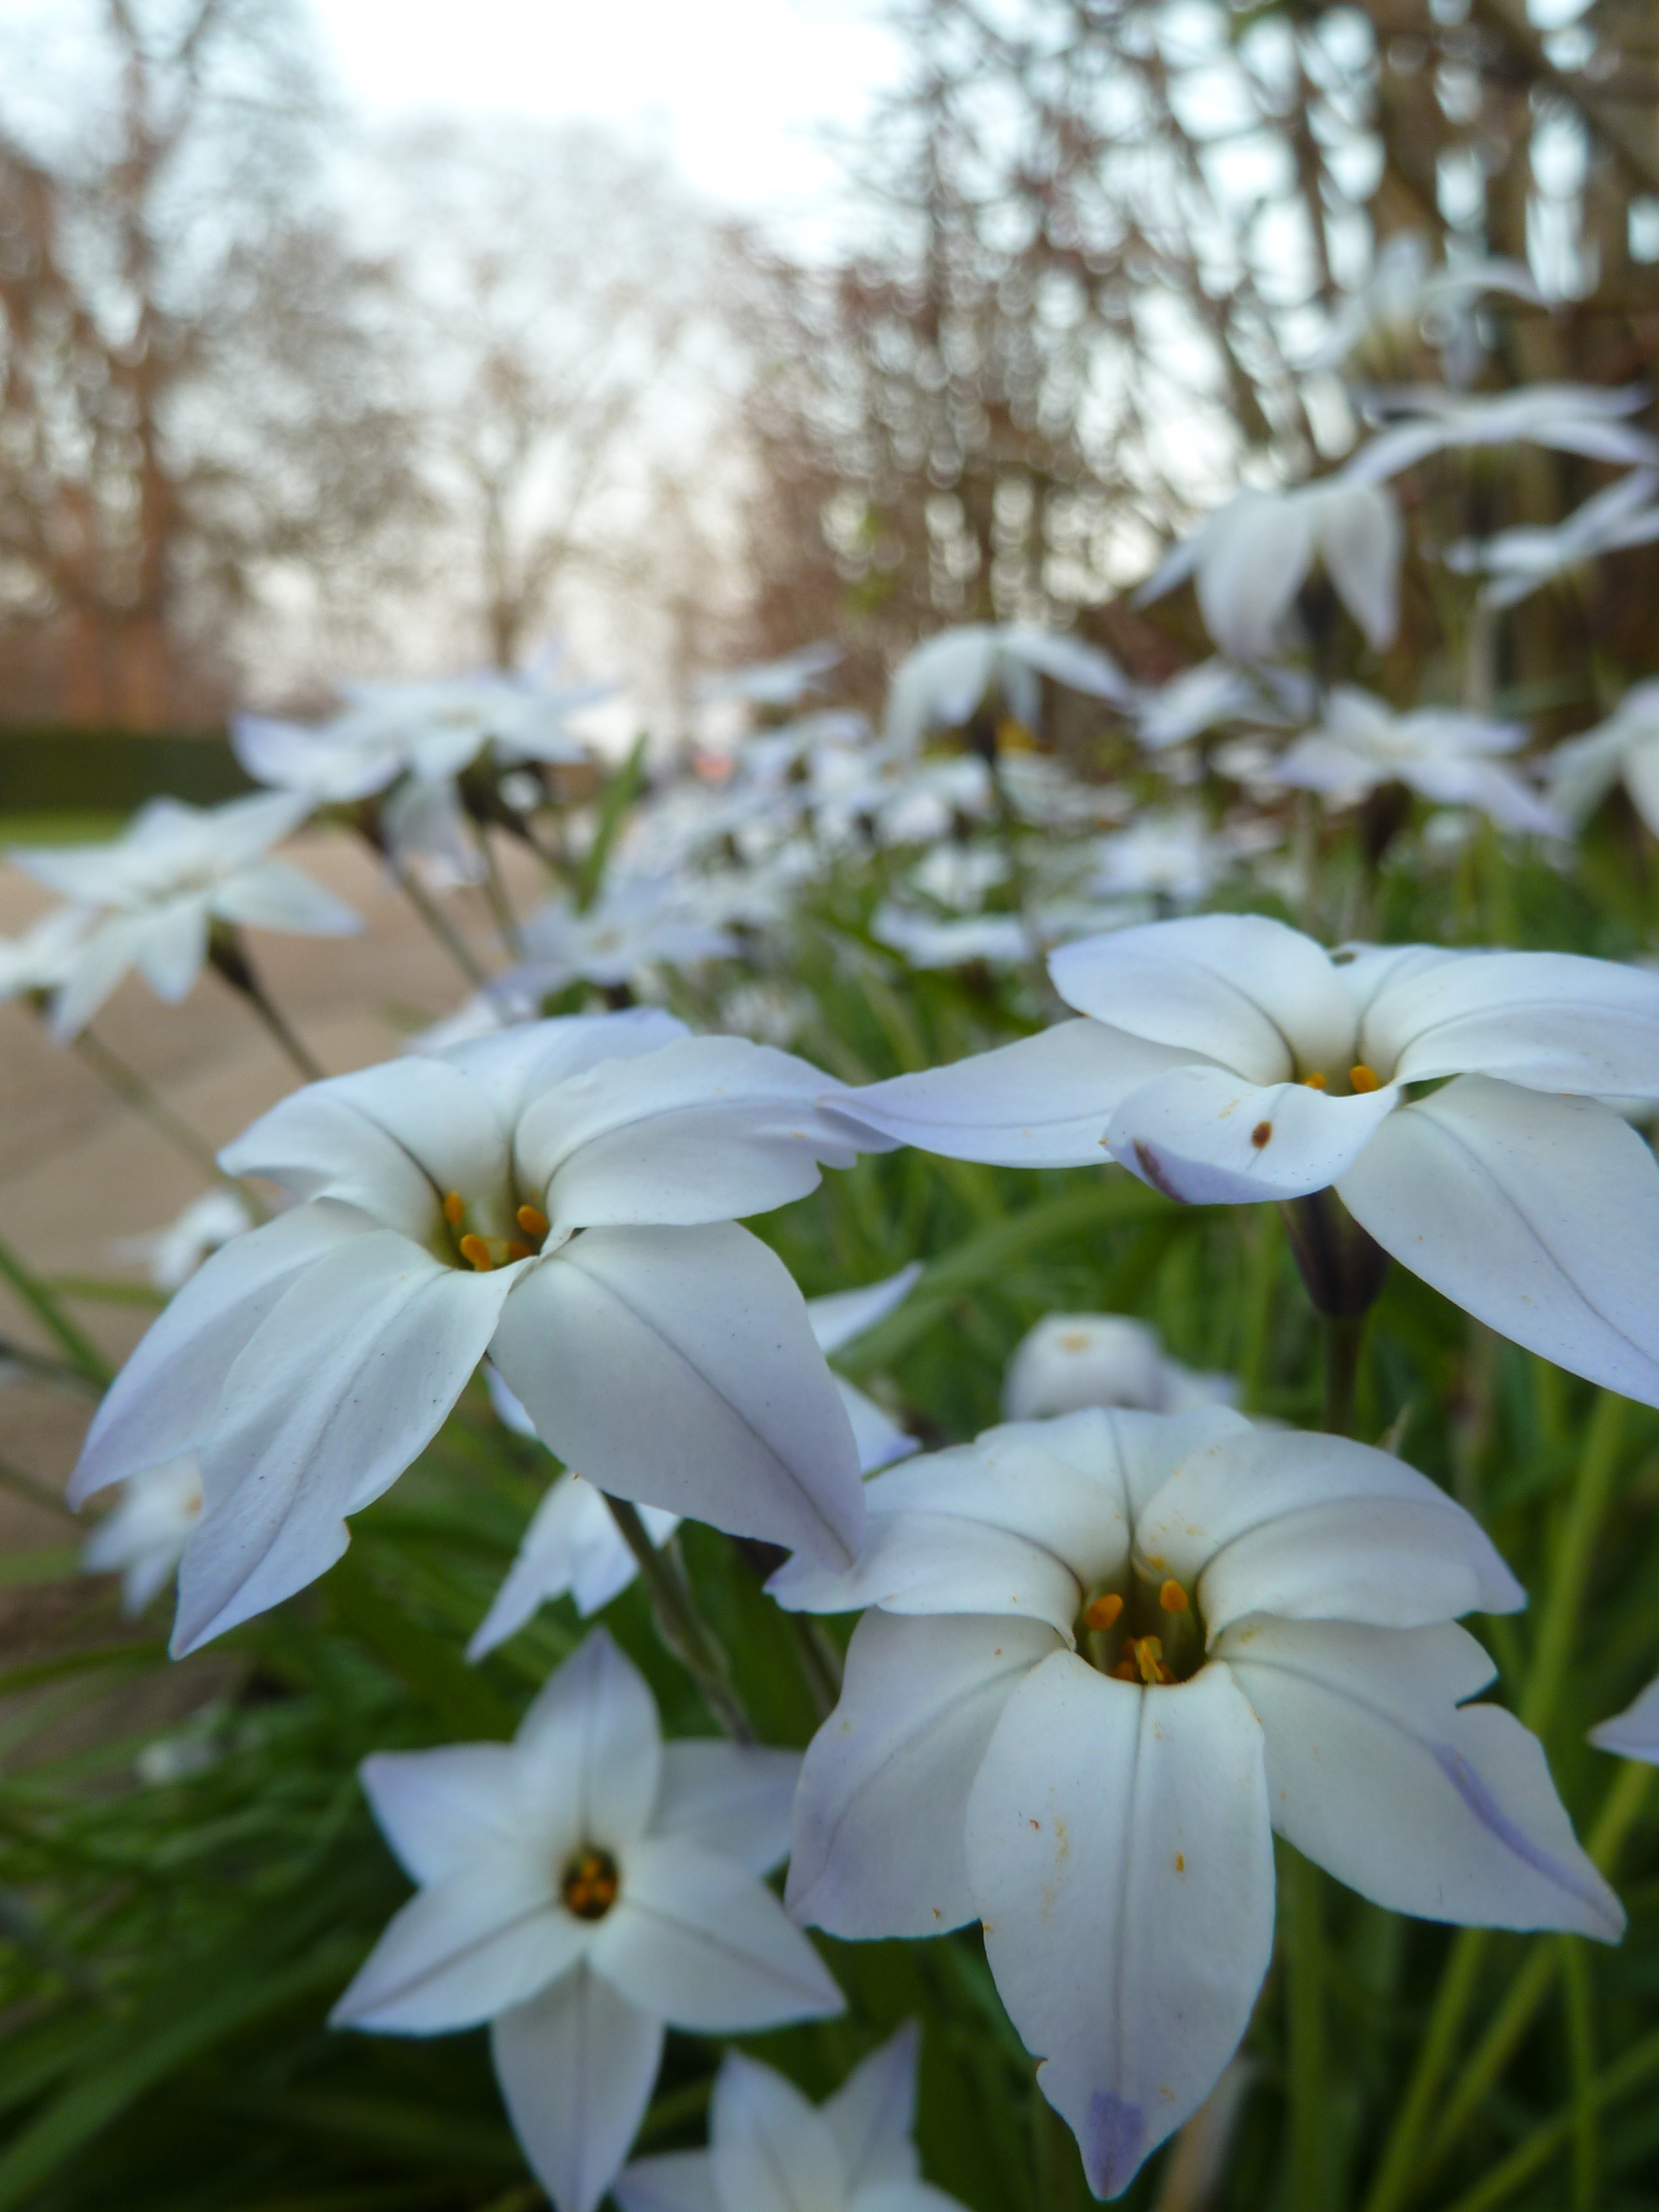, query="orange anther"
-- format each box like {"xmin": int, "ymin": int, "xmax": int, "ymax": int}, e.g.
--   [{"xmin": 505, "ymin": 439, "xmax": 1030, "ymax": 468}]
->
[
  {"xmin": 1112, "ymin": 1658, "xmax": 1140, "ymax": 1682},
  {"xmin": 517, "ymin": 1203, "xmax": 550, "ymax": 1239},
  {"xmin": 1349, "ymin": 1063, "xmax": 1381, "ymax": 1094},
  {"xmin": 505, "ymin": 1241, "xmax": 533, "ymax": 1262},
  {"xmin": 1159, "ymin": 1579, "xmax": 1189, "ymax": 1614},
  {"xmin": 1134, "ymin": 1635, "xmax": 1166, "ymax": 1686},
  {"xmin": 442, "ymin": 1191, "xmax": 466, "ymax": 1226},
  {"xmin": 458, "ymin": 1234, "xmax": 494, "ymax": 1272},
  {"xmin": 1302, "ymin": 1071, "xmax": 1327, "ymax": 1091},
  {"xmin": 1084, "ymin": 1592, "xmax": 1124, "ymax": 1632}
]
